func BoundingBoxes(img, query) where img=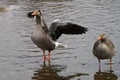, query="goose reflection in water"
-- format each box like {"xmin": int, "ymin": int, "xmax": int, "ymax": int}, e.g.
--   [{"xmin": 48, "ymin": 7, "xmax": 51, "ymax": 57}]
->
[
  {"xmin": 32, "ymin": 62, "xmax": 68, "ymax": 80},
  {"xmin": 31, "ymin": 62, "xmax": 89, "ymax": 80},
  {"xmin": 94, "ymin": 71, "xmax": 118, "ymax": 80}
]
